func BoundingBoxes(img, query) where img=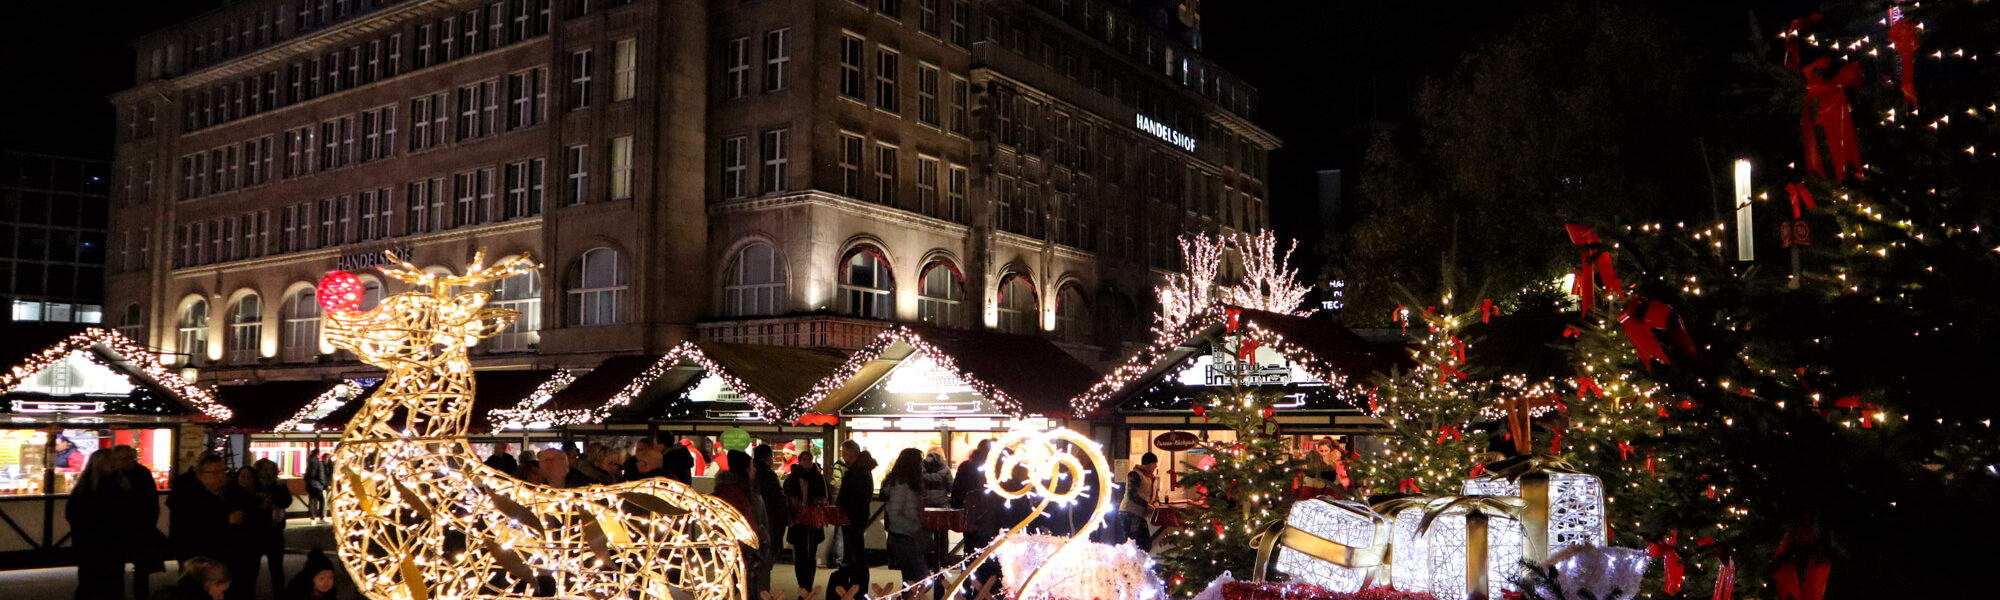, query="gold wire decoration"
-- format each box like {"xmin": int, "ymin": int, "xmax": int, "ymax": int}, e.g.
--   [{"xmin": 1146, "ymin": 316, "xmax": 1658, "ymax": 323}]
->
[
  {"xmin": 323, "ymin": 250, "xmax": 758, "ymax": 600},
  {"xmin": 939, "ymin": 427, "xmax": 1116, "ymax": 599}
]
